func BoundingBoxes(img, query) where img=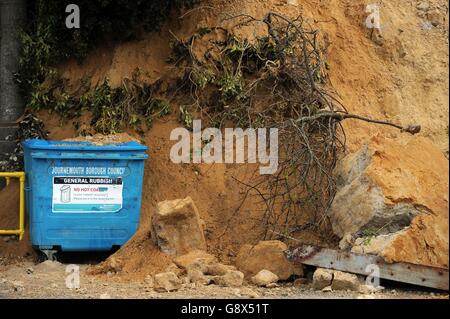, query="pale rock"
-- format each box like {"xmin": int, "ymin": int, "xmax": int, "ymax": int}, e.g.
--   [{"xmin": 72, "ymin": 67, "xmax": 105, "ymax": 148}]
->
[
  {"xmin": 236, "ymin": 240, "xmax": 303, "ymax": 280},
  {"xmin": 331, "ymin": 271, "xmax": 361, "ymax": 291},
  {"xmin": 339, "ymin": 233, "xmax": 354, "ymax": 250},
  {"xmin": 251, "ymin": 269, "xmax": 279, "ymax": 287},
  {"xmin": 312, "ymin": 268, "xmax": 333, "ymax": 290},
  {"xmin": 359, "ymin": 284, "xmax": 385, "ymax": 294},
  {"xmin": 322, "ymin": 285, "xmax": 333, "ymax": 292},
  {"xmin": 151, "ymin": 197, "xmax": 206, "ymax": 256},
  {"xmin": 416, "ymin": 2, "xmax": 430, "ymax": 11}
]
